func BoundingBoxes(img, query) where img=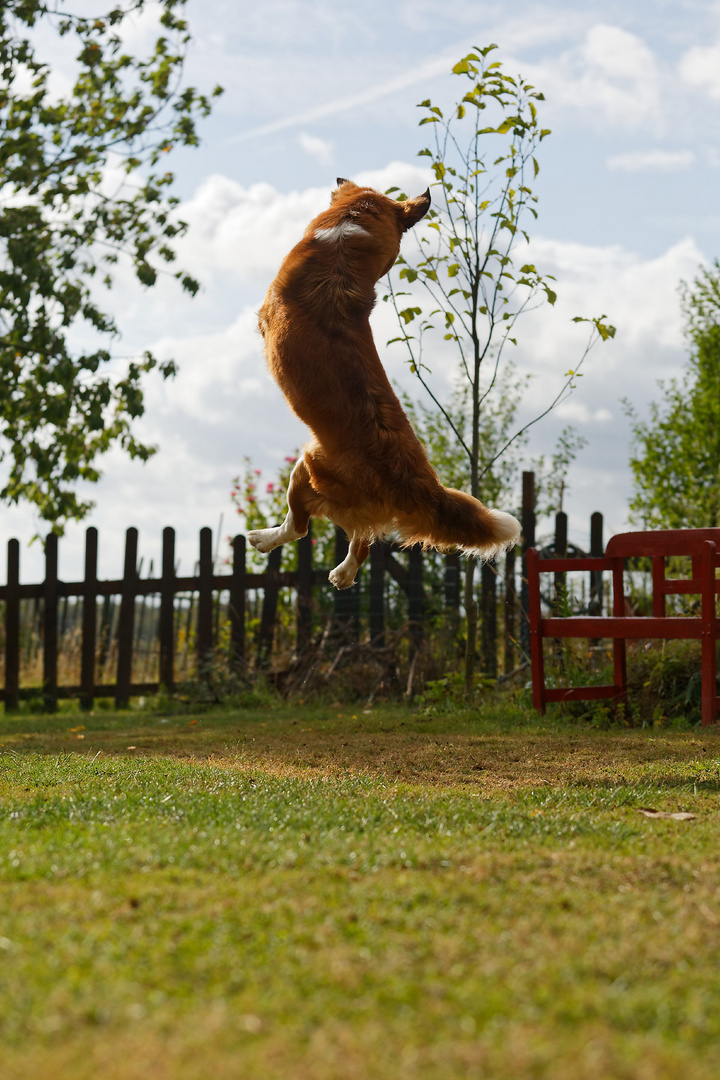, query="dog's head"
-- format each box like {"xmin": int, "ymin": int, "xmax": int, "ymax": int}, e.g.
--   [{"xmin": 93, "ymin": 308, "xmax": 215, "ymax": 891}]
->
[
  {"xmin": 316, "ymin": 179, "xmax": 431, "ymax": 278},
  {"xmin": 332, "ymin": 179, "xmax": 431, "ymax": 231}
]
